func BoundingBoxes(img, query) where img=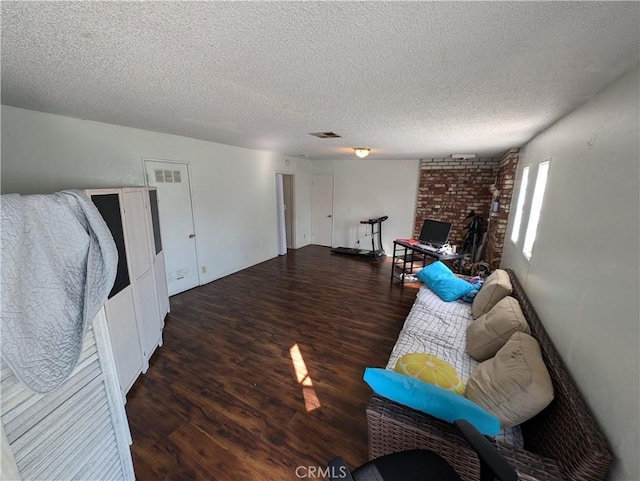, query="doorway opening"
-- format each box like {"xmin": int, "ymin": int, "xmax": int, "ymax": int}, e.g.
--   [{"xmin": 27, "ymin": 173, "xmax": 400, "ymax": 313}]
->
[{"xmin": 276, "ymin": 173, "xmax": 295, "ymax": 255}]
